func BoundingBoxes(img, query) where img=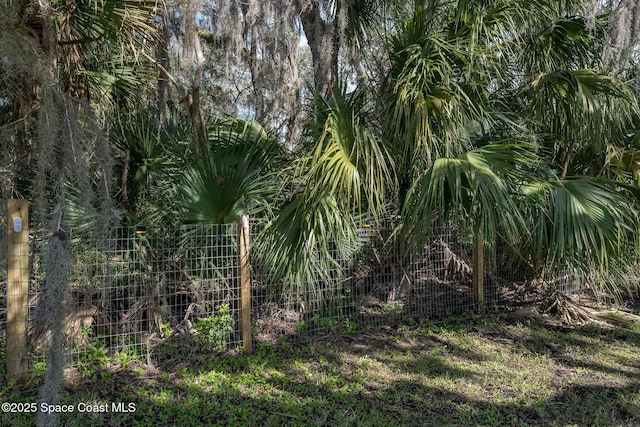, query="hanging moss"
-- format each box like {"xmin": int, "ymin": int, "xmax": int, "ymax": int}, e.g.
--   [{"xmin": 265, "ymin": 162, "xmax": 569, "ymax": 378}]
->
[
  {"xmin": 35, "ymin": 231, "xmax": 71, "ymax": 427},
  {"xmin": 1, "ymin": 3, "xmax": 115, "ymax": 426}
]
